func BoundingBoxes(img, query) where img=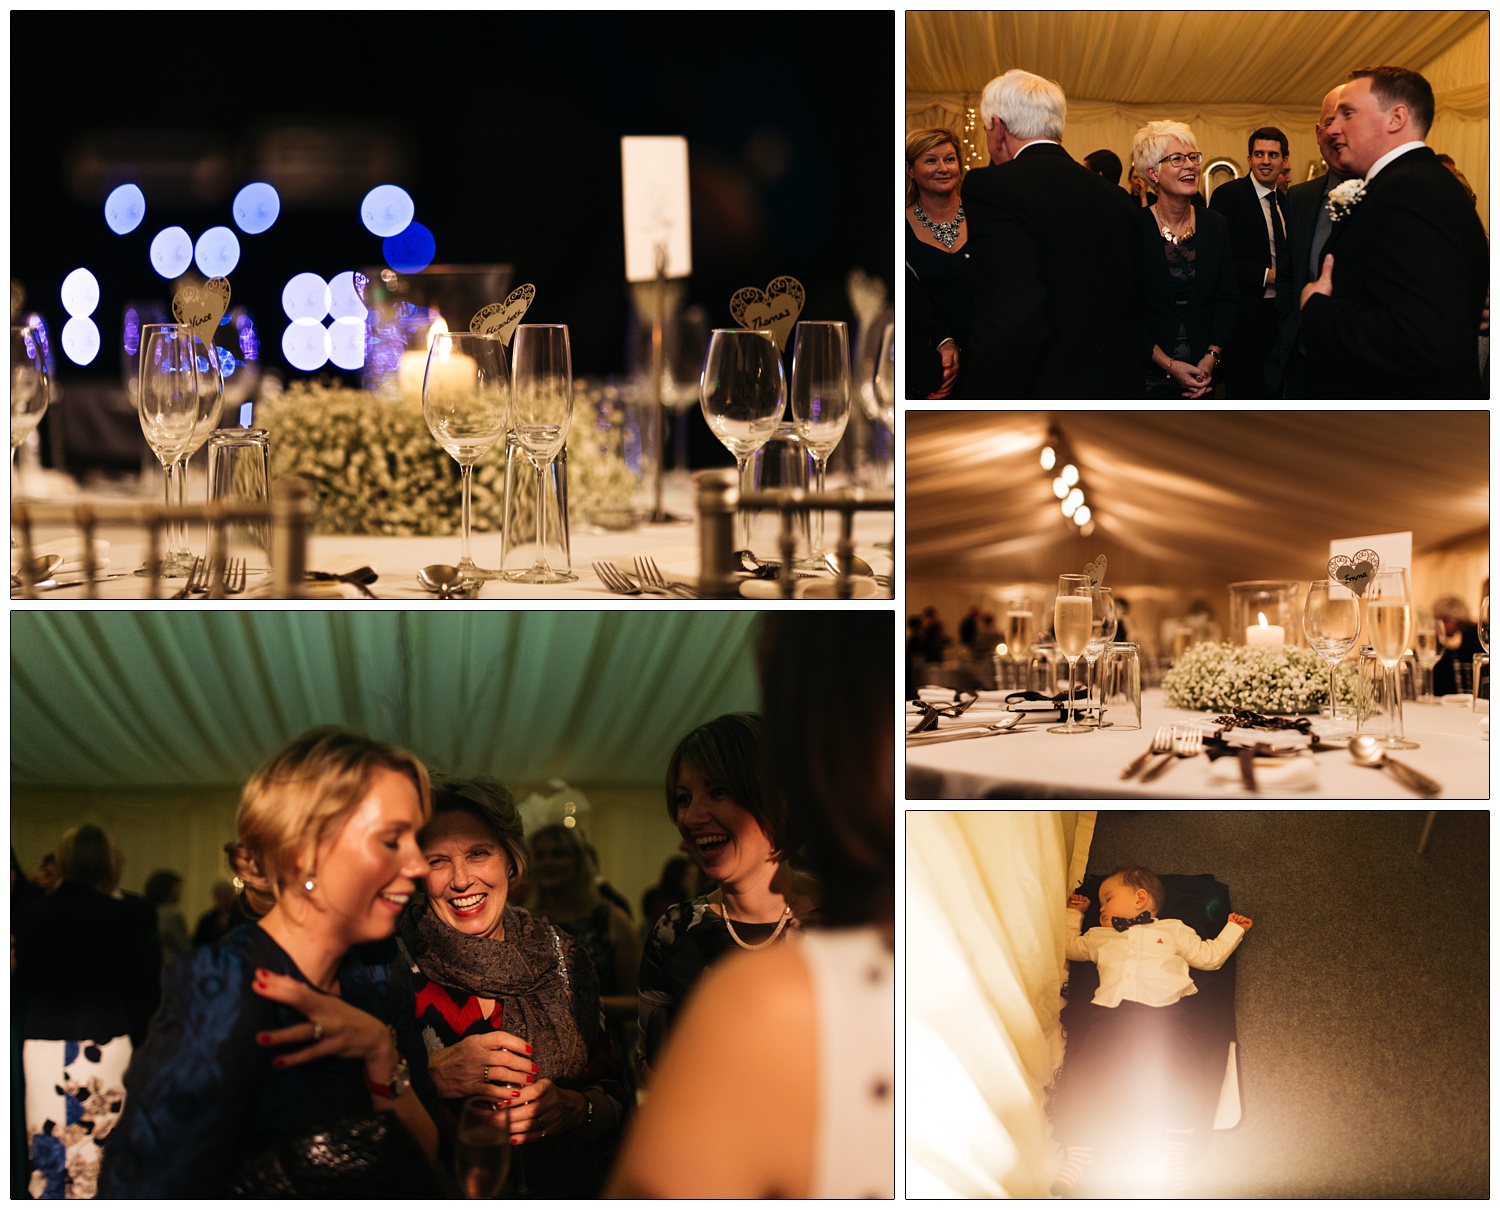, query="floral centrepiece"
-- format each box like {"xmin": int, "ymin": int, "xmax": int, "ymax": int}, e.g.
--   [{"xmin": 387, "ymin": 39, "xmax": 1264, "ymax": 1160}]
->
[
  {"xmin": 1161, "ymin": 641, "xmax": 1330, "ymax": 714},
  {"xmin": 263, "ymin": 382, "xmax": 639, "ymax": 536}
]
